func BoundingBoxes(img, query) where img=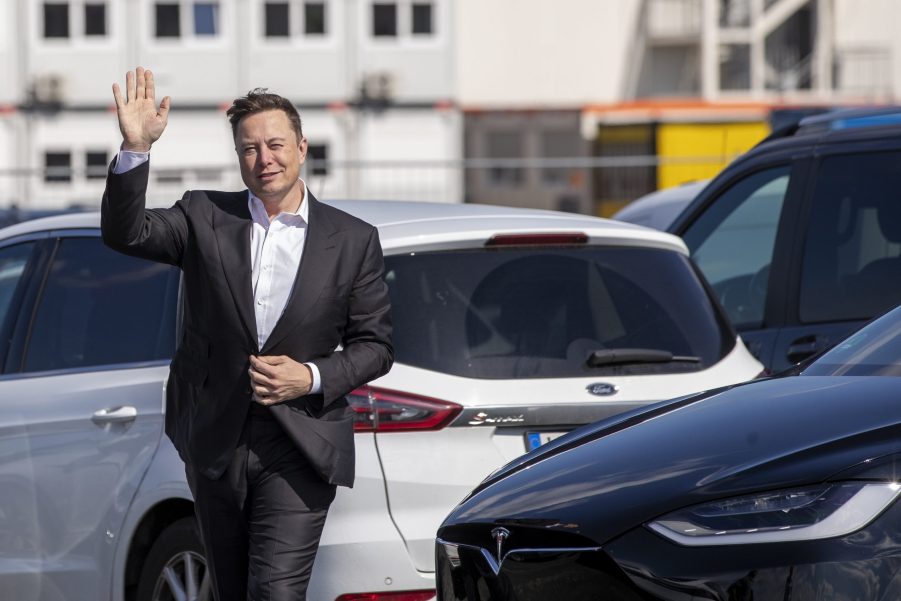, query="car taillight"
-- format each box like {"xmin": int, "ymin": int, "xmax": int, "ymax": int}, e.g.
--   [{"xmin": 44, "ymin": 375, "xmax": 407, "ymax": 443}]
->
[
  {"xmin": 347, "ymin": 386, "xmax": 462, "ymax": 432},
  {"xmin": 335, "ymin": 590, "xmax": 436, "ymax": 600},
  {"xmin": 485, "ymin": 232, "xmax": 588, "ymax": 246}
]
